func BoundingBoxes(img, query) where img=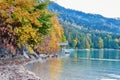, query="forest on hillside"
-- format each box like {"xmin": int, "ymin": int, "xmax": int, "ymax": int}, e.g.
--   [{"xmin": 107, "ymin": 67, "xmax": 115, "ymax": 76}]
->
[
  {"xmin": 60, "ymin": 20, "xmax": 120, "ymax": 49},
  {"xmin": 48, "ymin": 3, "xmax": 120, "ymax": 49},
  {"xmin": 48, "ymin": 3, "xmax": 120, "ymax": 34}
]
